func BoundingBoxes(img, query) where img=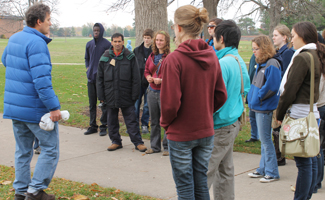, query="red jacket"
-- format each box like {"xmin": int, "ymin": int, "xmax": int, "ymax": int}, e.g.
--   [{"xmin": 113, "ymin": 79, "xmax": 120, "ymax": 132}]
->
[
  {"xmin": 160, "ymin": 39, "xmax": 227, "ymax": 142},
  {"xmin": 144, "ymin": 53, "xmax": 166, "ymax": 90}
]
